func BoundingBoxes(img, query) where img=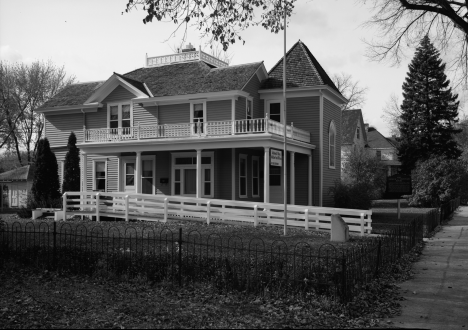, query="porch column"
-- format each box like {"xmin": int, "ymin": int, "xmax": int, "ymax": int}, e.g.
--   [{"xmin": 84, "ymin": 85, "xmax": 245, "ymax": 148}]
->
[
  {"xmin": 136, "ymin": 151, "xmax": 142, "ymax": 194},
  {"xmin": 196, "ymin": 149, "xmax": 202, "ymax": 198},
  {"xmin": 290, "ymin": 151, "xmax": 295, "ymax": 205},
  {"xmin": 264, "ymin": 147, "xmax": 270, "ymax": 203},
  {"xmin": 82, "ymin": 152, "xmax": 88, "ymax": 192},
  {"xmin": 308, "ymin": 154, "xmax": 312, "ymax": 206}
]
